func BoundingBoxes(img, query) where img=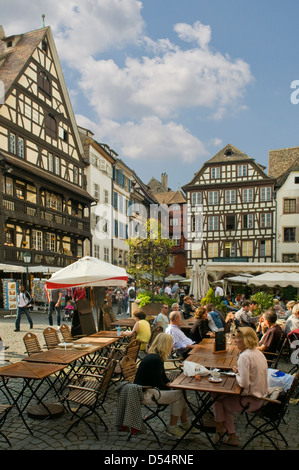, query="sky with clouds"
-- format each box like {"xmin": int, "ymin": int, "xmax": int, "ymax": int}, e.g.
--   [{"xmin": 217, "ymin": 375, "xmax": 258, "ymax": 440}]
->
[{"xmin": 2, "ymin": 0, "xmax": 299, "ymax": 189}]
